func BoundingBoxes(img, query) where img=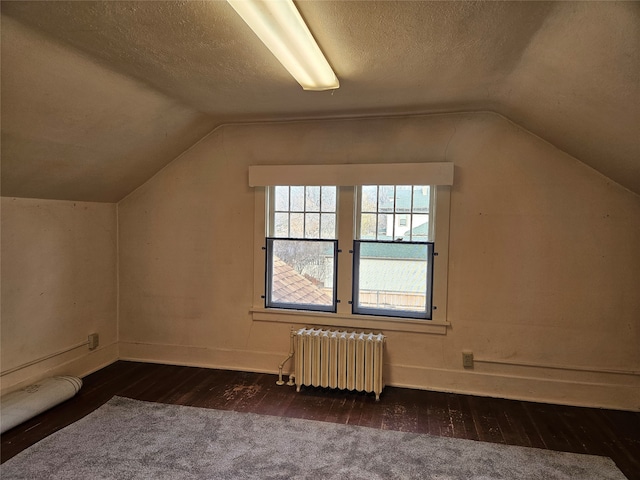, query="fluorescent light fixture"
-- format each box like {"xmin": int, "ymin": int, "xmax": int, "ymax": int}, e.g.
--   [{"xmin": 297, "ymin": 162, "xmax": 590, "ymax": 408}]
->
[{"xmin": 227, "ymin": 0, "xmax": 339, "ymax": 91}]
